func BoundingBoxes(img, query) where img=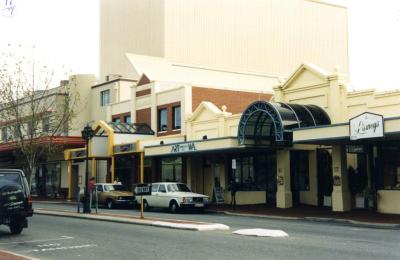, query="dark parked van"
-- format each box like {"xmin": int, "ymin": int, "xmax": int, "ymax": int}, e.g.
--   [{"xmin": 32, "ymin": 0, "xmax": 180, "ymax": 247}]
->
[{"xmin": 0, "ymin": 169, "xmax": 33, "ymax": 234}]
